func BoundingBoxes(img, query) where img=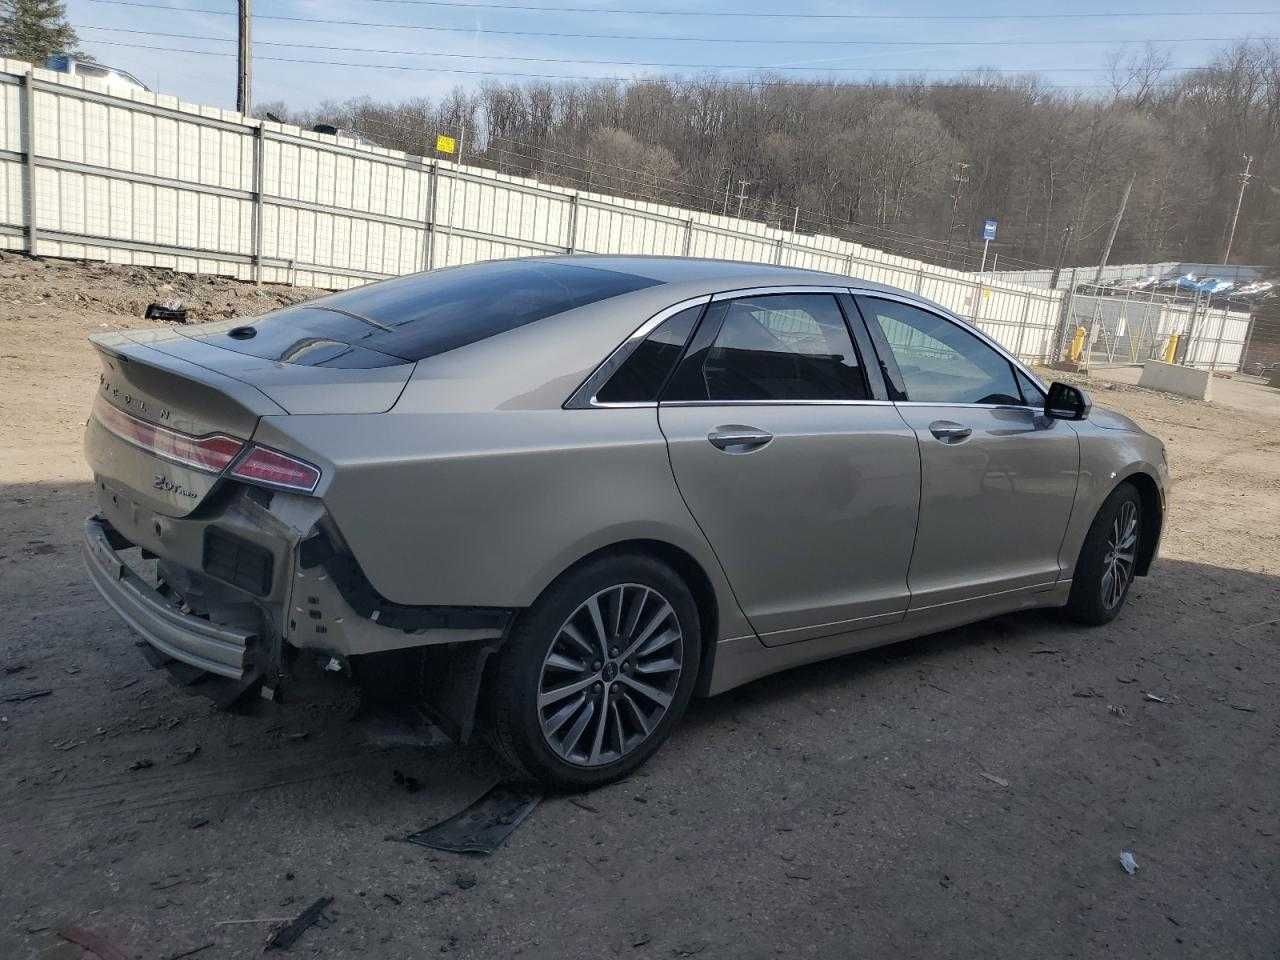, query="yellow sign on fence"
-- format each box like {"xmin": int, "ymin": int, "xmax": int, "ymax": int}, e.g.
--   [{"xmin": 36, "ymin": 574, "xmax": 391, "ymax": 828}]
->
[{"xmin": 435, "ymin": 134, "xmax": 456, "ymax": 154}]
